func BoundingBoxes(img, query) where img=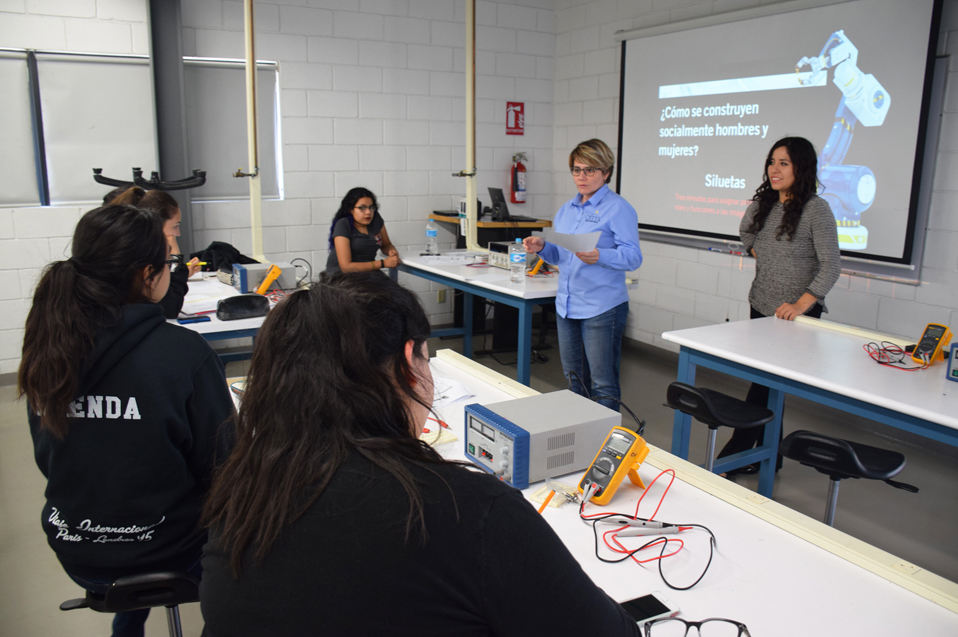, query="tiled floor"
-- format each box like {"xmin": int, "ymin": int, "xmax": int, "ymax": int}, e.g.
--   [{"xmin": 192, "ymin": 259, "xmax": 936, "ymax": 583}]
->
[{"xmin": 2, "ymin": 333, "xmax": 956, "ymax": 635}]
